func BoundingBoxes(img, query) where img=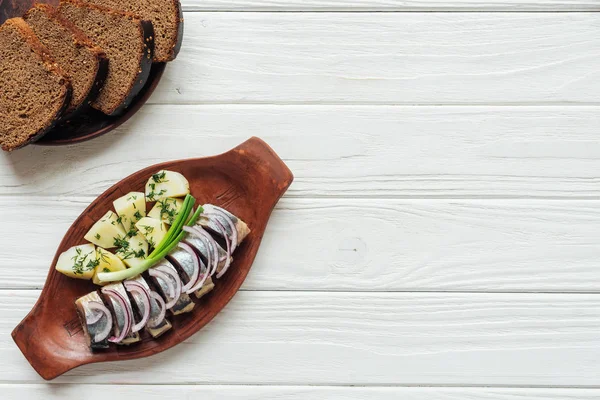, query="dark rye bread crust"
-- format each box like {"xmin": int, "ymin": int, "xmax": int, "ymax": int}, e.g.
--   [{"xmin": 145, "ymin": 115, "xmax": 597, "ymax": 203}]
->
[
  {"xmin": 0, "ymin": 18, "xmax": 72, "ymax": 151},
  {"xmin": 171, "ymin": 1, "xmax": 183, "ymax": 61},
  {"xmin": 58, "ymin": 0, "xmax": 154, "ymax": 116},
  {"xmin": 23, "ymin": 4, "xmax": 108, "ymax": 117},
  {"xmin": 112, "ymin": 19, "xmax": 154, "ymax": 116},
  {"xmin": 69, "ymin": 48, "xmax": 109, "ymax": 118},
  {"xmin": 79, "ymin": 0, "xmax": 182, "ymax": 62}
]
